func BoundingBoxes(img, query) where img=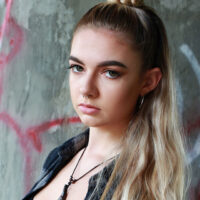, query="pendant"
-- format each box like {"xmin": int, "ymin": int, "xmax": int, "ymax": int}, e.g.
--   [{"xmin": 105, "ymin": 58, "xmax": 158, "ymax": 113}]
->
[
  {"xmin": 57, "ymin": 184, "xmax": 69, "ymax": 200},
  {"xmin": 57, "ymin": 176, "xmax": 76, "ymax": 200}
]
